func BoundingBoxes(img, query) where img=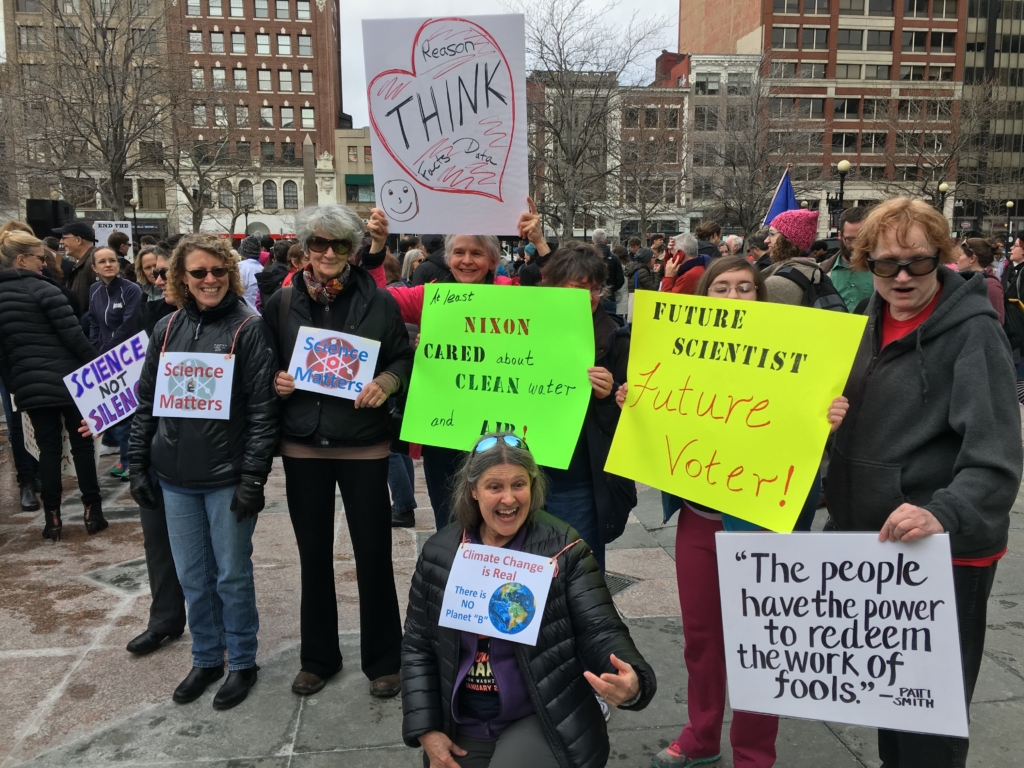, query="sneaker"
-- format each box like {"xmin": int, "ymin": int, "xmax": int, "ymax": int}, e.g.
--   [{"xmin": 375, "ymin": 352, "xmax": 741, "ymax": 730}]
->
[
  {"xmin": 120, "ymin": 467, "xmax": 130, "ymax": 482},
  {"xmin": 651, "ymin": 744, "xmax": 721, "ymax": 767},
  {"xmin": 109, "ymin": 462, "xmax": 127, "ymax": 478}
]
